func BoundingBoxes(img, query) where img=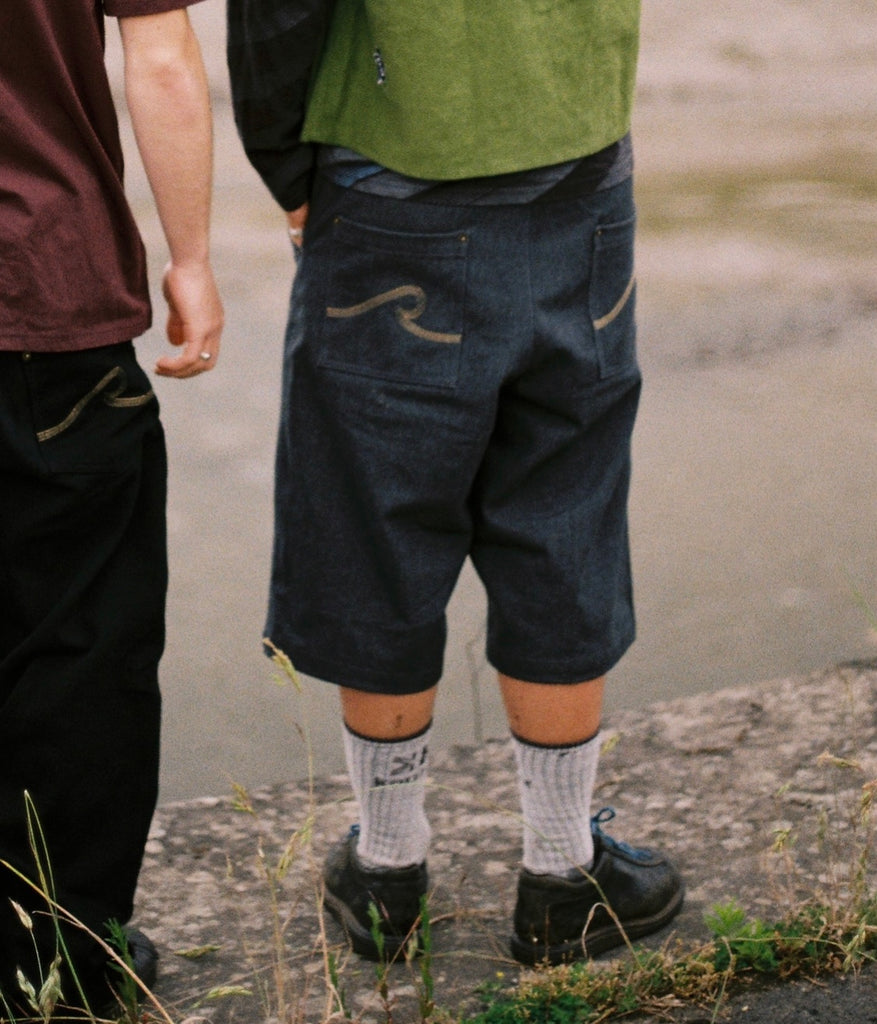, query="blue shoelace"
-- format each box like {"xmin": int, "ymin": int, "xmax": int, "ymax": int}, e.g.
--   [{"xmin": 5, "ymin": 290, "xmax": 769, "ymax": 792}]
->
[{"xmin": 591, "ymin": 807, "xmax": 653, "ymax": 863}]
